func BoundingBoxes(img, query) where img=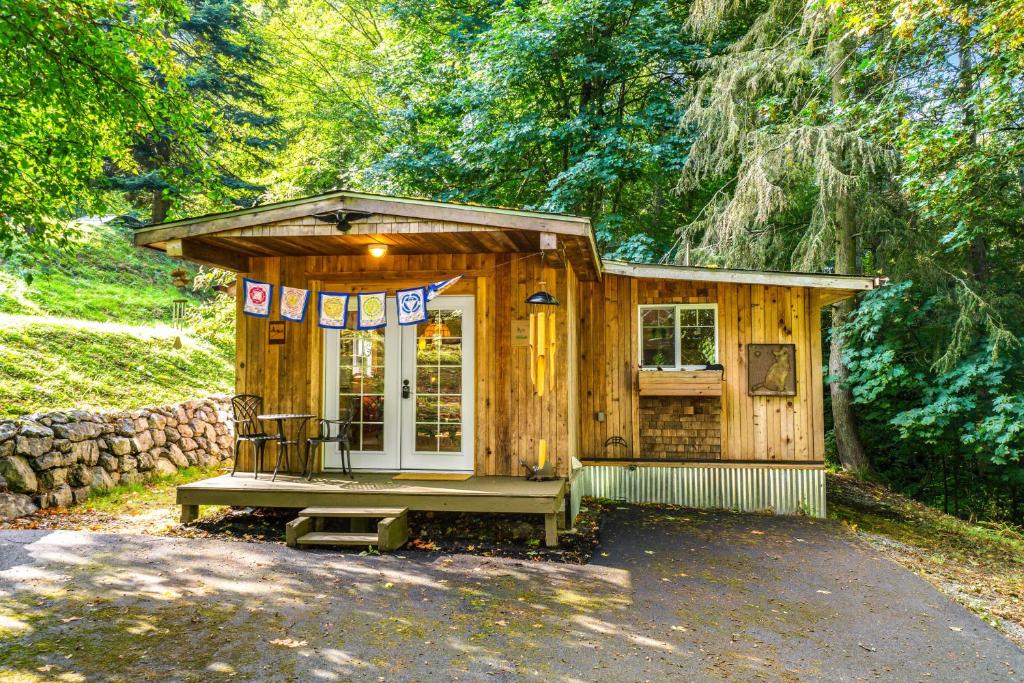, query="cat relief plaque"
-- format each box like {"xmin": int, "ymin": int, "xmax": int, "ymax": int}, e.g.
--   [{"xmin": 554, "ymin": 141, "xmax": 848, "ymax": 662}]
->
[{"xmin": 747, "ymin": 344, "xmax": 796, "ymax": 396}]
